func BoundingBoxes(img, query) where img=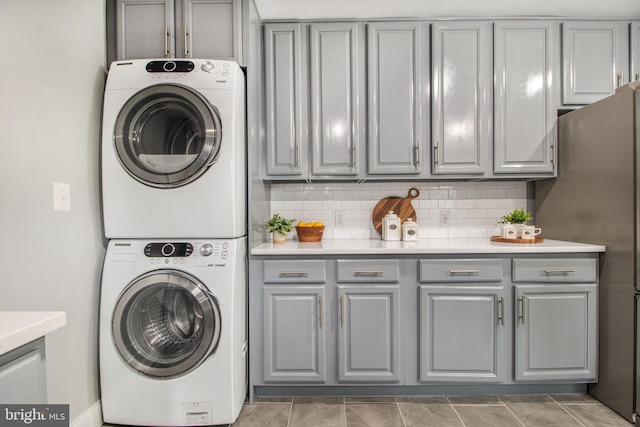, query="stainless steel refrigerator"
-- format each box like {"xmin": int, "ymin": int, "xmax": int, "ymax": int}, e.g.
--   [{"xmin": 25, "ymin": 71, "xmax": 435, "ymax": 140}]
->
[{"xmin": 535, "ymin": 83, "xmax": 639, "ymax": 423}]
